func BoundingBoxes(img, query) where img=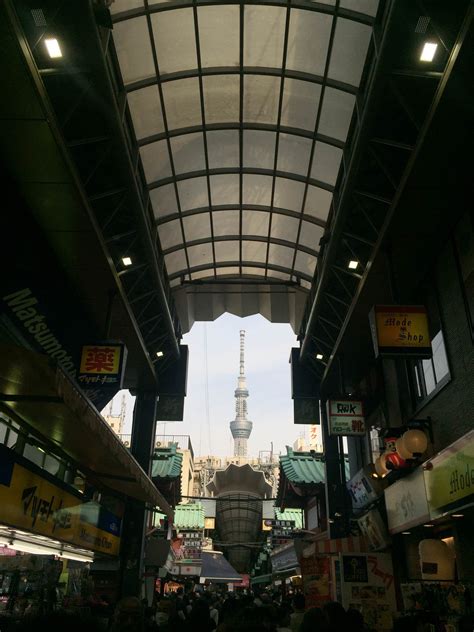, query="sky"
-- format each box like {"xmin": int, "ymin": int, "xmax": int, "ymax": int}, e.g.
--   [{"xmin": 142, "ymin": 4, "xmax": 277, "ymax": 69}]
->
[{"xmin": 107, "ymin": 313, "xmax": 311, "ymax": 458}]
